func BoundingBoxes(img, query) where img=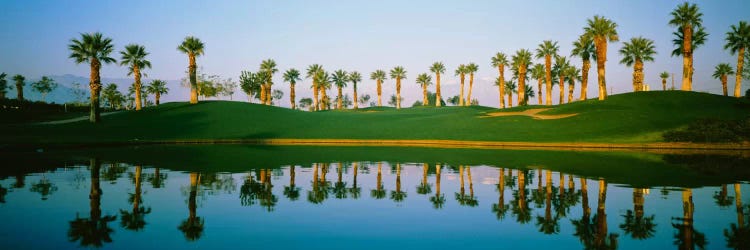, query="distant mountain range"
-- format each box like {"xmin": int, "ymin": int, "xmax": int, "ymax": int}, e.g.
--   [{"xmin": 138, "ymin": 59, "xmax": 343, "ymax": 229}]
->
[{"xmin": 11, "ymin": 74, "xmax": 188, "ymax": 104}]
